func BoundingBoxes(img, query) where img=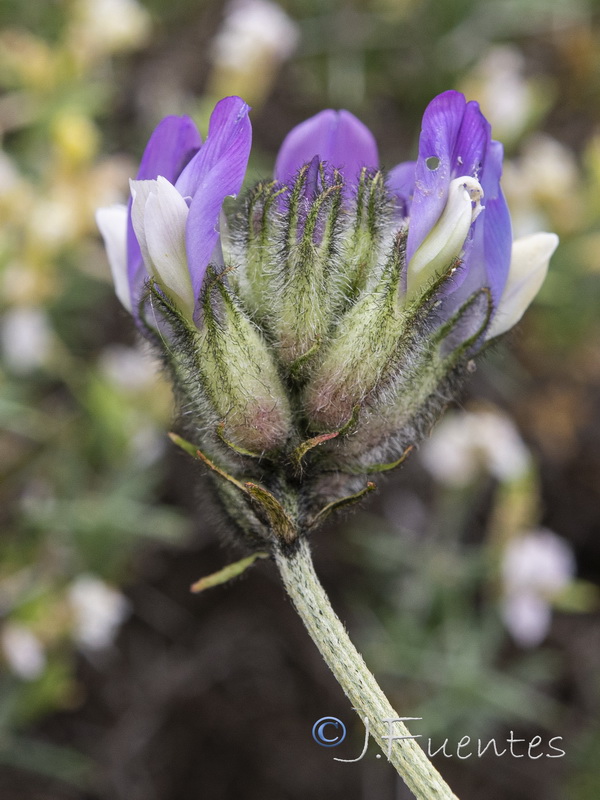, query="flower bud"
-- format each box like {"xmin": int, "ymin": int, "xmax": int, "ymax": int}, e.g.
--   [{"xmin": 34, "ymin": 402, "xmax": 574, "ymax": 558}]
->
[
  {"xmin": 199, "ymin": 271, "xmax": 293, "ymax": 454},
  {"xmin": 271, "ymin": 162, "xmax": 344, "ymax": 368},
  {"xmin": 328, "ymin": 287, "xmax": 493, "ymax": 472},
  {"xmin": 338, "ymin": 168, "xmax": 391, "ymax": 302},
  {"xmin": 304, "ymin": 233, "xmax": 406, "ymax": 431},
  {"xmin": 230, "ymin": 179, "xmax": 286, "ymax": 322}
]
